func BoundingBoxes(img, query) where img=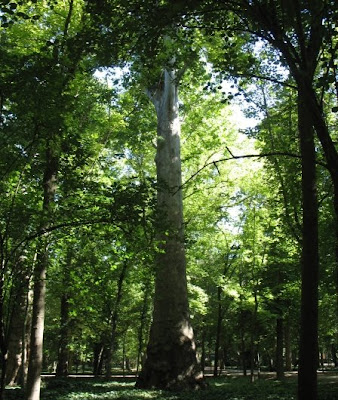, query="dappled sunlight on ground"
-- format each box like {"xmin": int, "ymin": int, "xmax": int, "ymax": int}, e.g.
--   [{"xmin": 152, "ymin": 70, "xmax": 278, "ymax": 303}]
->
[{"xmin": 4, "ymin": 372, "xmax": 338, "ymax": 400}]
